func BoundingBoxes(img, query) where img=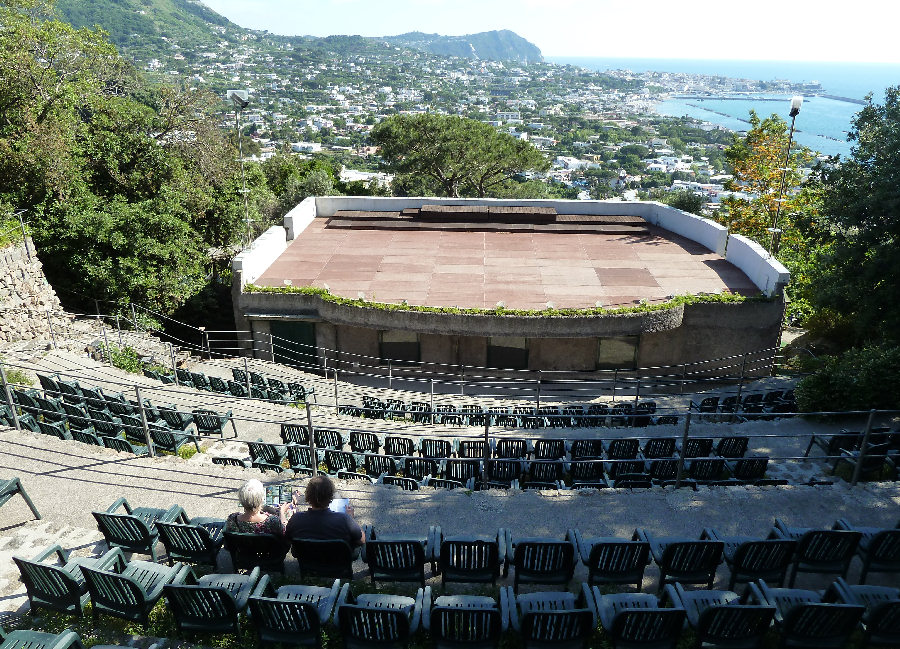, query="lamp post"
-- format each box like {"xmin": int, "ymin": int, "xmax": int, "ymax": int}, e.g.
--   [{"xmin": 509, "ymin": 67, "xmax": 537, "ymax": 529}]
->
[
  {"xmin": 768, "ymin": 95, "xmax": 803, "ymax": 257},
  {"xmin": 227, "ymin": 89, "xmax": 252, "ymax": 248}
]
